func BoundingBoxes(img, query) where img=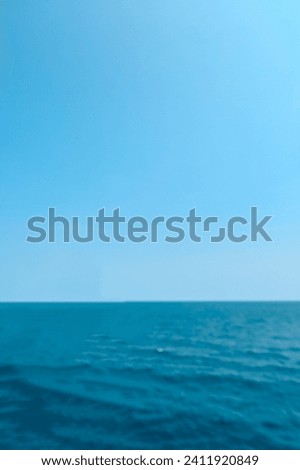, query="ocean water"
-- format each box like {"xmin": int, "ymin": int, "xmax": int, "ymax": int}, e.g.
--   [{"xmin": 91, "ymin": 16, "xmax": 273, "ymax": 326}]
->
[{"xmin": 0, "ymin": 302, "xmax": 299, "ymax": 450}]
